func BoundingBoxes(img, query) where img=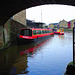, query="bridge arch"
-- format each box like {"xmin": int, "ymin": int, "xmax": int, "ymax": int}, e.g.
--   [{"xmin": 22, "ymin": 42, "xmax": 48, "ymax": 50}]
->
[
  {"xmin": 0, "ymin": 0, "xmax": 75, "ymax": 25},
  {"xmin": 0, "ymin": 1, "xmax": 74, "ymax": 74}
]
